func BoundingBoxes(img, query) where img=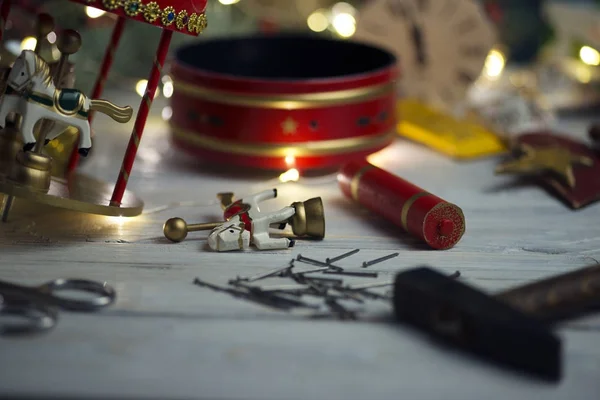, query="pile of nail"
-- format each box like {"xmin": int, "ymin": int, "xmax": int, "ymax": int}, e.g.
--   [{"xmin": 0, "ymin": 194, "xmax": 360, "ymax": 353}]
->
[{"xmin": 193, "ymin": 250, "xmax": 403, "ymax": 320}]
